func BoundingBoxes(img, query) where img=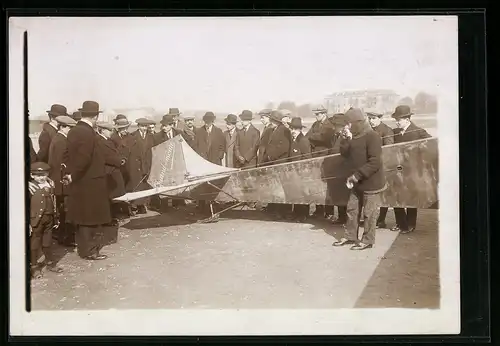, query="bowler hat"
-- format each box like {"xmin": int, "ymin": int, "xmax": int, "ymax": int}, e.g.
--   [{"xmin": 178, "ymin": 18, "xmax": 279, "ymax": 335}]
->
[
  {"xmin": 72, "ymin": 111, "xmax": 82, "ymax": 121},
  {"xmin": 78, "ymin": 101, "xmax": 103, "ymax": 115},
  {"xmin": 160, "ymin": 114, "xmax": 175, "ymax": 126},
  {"xmin": 115, "ymin": 118, "xmax": 131, "ymax": 128},
  {"xmin": 136, "ymin": 118, "xmax": 156, "ymax": 126},
  {"xmin": 391, "ymin": 105, "xmax": 413, "ymax": 119},
  {"xmin": 46, "ymin": 104, "xmax": 69, "ymax": 117},
  {"xmin": 55, "ymin": 115, "xmax": 77, "ymax": 127},
  {"xmin": 167, "ymin": 108, "xmax": 181, "ymax": 116},
  {"xmin": 258, "ymin": 109, "xmax": 272, "ymax": 117},
  {"xmin": 203, "ymin": 112, "xmax": 216, "ymax": 121},
  {"xmin": 239, "ymin": 110, "xmax": 253, "ymax": 121},
  {"xmin": 224, "ymin": 114, "xmax": 238, "ymax": 124},
  {"xmin": 96, "ymin": 121, "xmax": 115, "ymax": 131},
  {"xmin": 345, "ymin": 107, "xmax": 366, "ymax": 122},
  {"xmin": 270, "ymin": 110, "xmax": 284, "ymax": 123},
  {"xmin": 31, "ymin": 162, "xmax": 51, "ymax": 173},
  {"xmin": 289, "ymin": 117, "xmax": 306, "ymax": 129},
  {"xmin": 114, "ymin": 114, "xmax": 128, "ymax": 122}
]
